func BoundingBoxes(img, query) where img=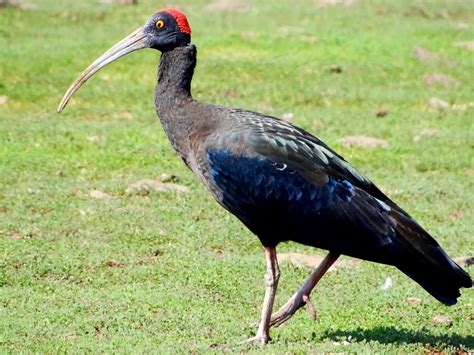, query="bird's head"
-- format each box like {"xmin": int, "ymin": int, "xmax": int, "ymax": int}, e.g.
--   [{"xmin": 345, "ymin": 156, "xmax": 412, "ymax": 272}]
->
[
  {"xmin": 143, "ymin": 9, "xmax": 191, "ymax": 51},
  {"xmin": 57, "ymin": 8, "xmax": 191, "ymax": 112}
]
